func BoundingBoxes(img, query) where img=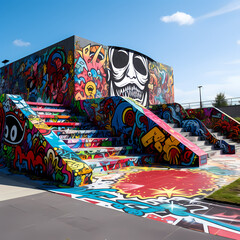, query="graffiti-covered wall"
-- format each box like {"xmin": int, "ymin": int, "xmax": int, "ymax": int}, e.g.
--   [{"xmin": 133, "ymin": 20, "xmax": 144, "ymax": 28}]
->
[
  {"xmin": 151, "ymin": 104, "xmax": 235, "ymax": 154},
  {"xmin": 0, "ymin": 94, "xmax": 92, "ymax": 186},
  {"xmin": 0, "ymin": 36, "xmax": 174, "ymax": 107},
  {"xmin": 74, "ymin": 36, "xmax": 108, "ymax": 100},
  {"xmin": 74, "ymin": 36, "xmax": 174, "ymax": 107},
  {"xmin": 0, "ymin": 36, "xmax": 75, "ymax": 106},
  {"xmin": 187, "ymin": 107, "xmax": 240, "ymax": 142}
]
